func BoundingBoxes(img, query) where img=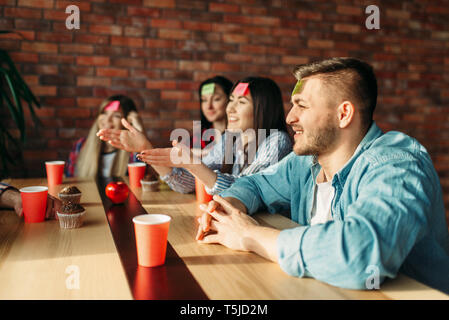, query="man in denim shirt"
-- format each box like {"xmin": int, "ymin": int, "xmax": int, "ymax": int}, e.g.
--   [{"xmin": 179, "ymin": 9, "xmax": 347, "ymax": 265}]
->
[{"xmin": 196, "ymin": 57, "xmax": 449, "ymax": 294}]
